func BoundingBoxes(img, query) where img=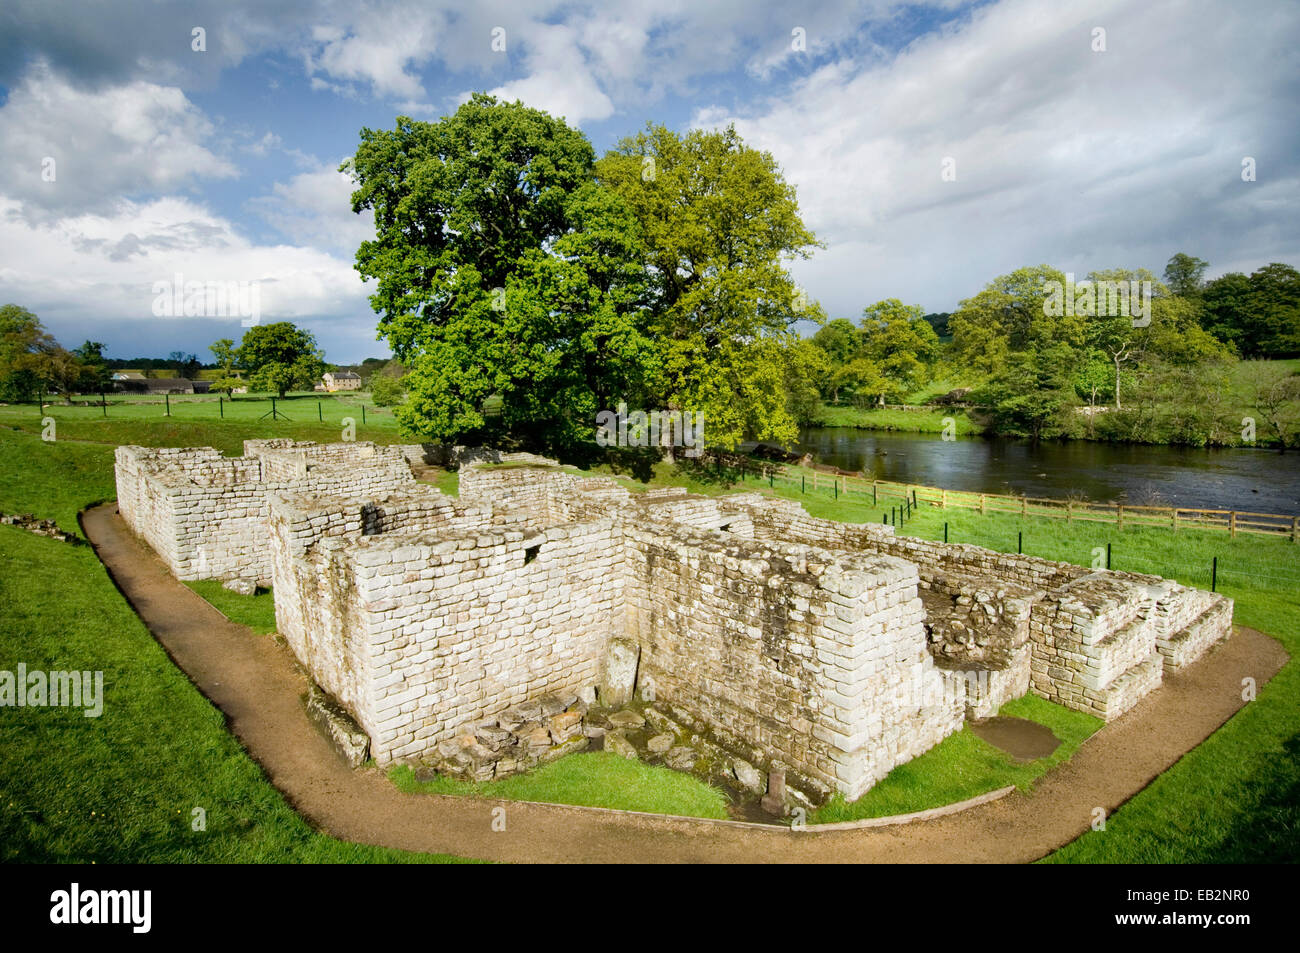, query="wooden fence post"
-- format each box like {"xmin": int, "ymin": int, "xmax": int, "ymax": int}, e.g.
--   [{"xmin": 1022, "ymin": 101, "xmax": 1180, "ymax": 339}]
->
[
  {"xmin": 941, "ymin": 488, "xmax": 947, "ymax": 509},
  {"xmin": 1117, "ymin": 504, "xmax": 1124, "ymax": 530},
  {"xmin": 1229, "ymin": 511, "xmax": 1237, "ymax": 538},
  {"xmin": 1066, "ymin": 500, "xmax": 1072, "ymax": 523},
  {"xmin": 979, "ymin": 494, "xmax": 986, "ymax": 515}
]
